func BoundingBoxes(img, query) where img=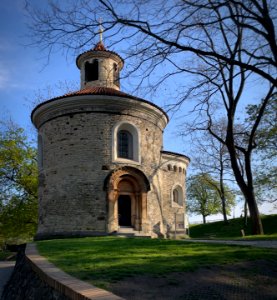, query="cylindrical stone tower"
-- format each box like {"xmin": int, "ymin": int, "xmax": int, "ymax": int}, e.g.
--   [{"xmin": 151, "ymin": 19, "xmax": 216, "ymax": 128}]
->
[{"xmin": 32, "ymin": 40, "xmax": 189, "ymax": 240}]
